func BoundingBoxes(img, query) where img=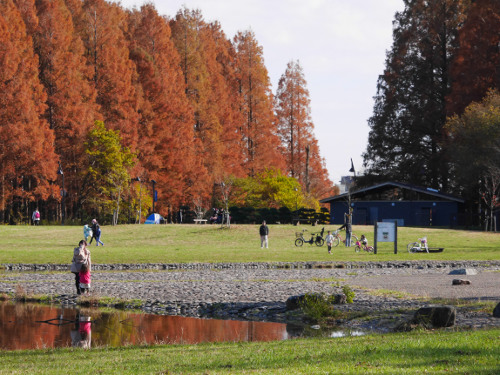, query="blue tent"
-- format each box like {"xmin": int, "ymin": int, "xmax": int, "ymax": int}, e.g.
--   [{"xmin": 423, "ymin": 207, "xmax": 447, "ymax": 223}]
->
[{"xmin": 145, "ymin": 213, "xmax": 163, "ymax": 224}]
